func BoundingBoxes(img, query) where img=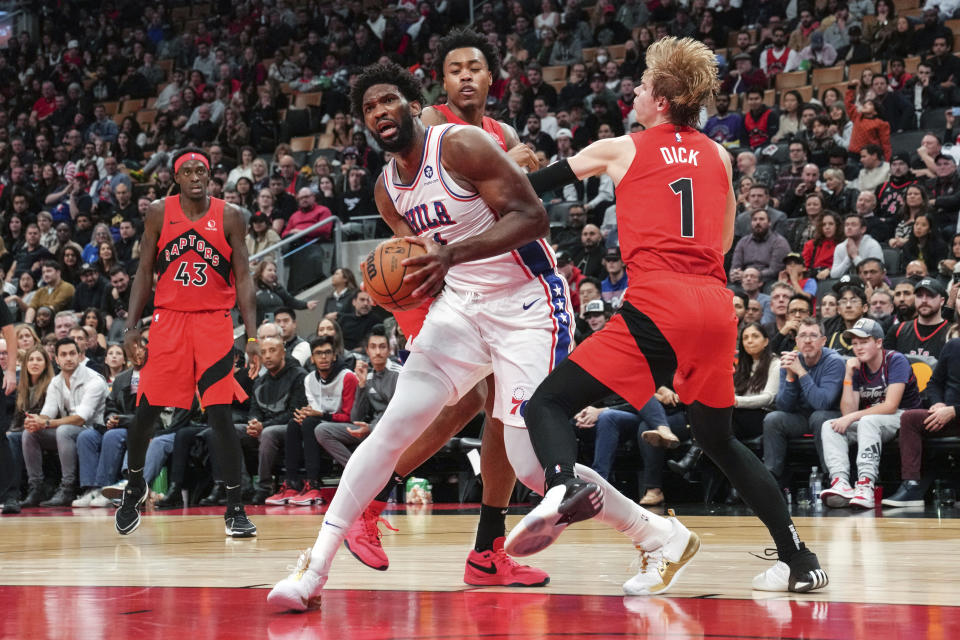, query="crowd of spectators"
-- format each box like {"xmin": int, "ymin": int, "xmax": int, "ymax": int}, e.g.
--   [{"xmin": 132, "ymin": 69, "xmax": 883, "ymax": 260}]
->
[{"xmin": 5, "ymin": 0, "xmax": 960, "ymax": 513}]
